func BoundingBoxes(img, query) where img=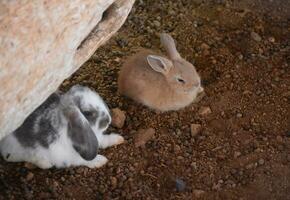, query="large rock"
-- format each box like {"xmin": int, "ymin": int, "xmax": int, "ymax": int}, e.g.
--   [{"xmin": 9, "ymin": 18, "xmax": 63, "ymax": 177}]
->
[{"xmin": 0, "ymin": 0, "xmax": 135, "ymax": 140}]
